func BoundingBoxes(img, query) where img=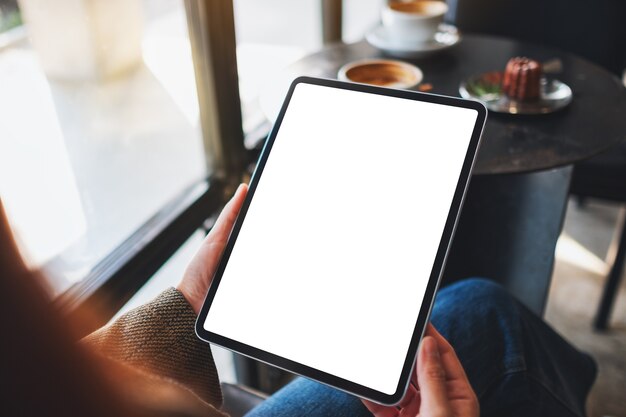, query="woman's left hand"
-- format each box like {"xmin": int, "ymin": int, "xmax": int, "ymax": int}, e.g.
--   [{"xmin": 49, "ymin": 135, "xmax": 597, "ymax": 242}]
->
[
  {"xmin": 177, "ymin": 183, "xmax": 248, "ymax": 314},
  {"xmin": 362, "ymin": 324, "xmax": 479, "ymax": 417}
]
